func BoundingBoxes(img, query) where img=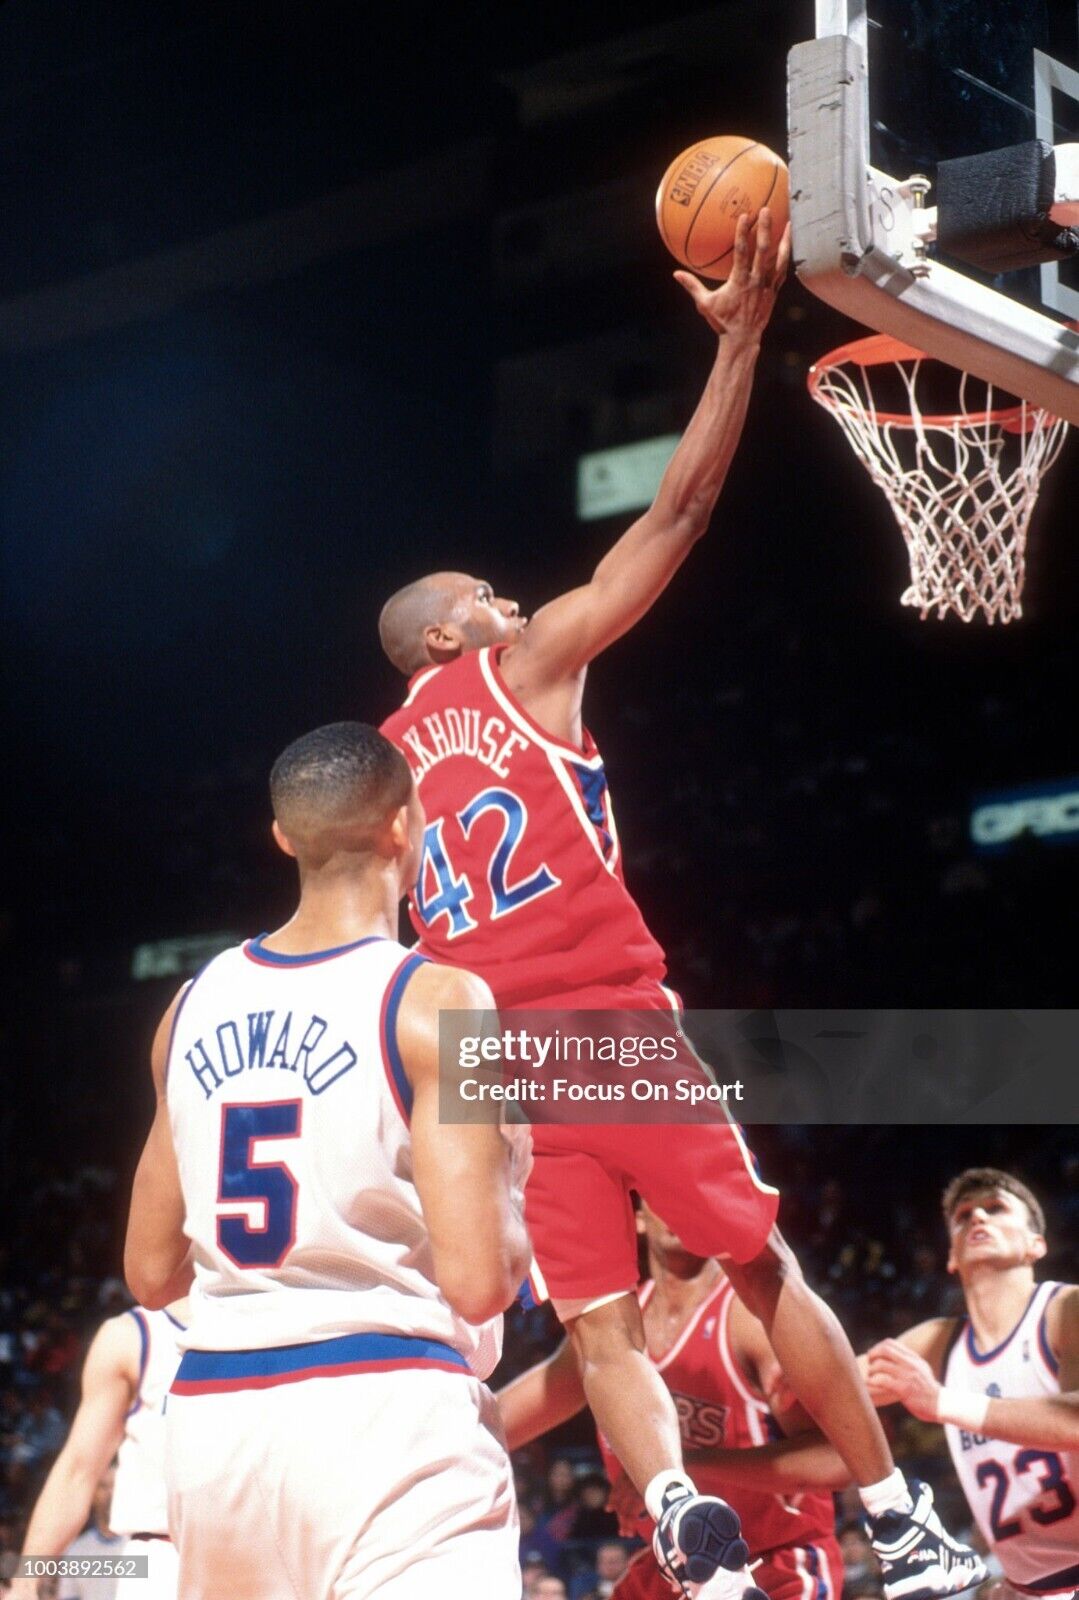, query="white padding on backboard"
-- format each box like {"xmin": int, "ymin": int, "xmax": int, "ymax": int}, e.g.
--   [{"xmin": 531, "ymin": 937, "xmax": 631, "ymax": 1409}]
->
[{"xmin": 1051, "ymin": 144, "xmax": 1079, "ymax": 226}]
